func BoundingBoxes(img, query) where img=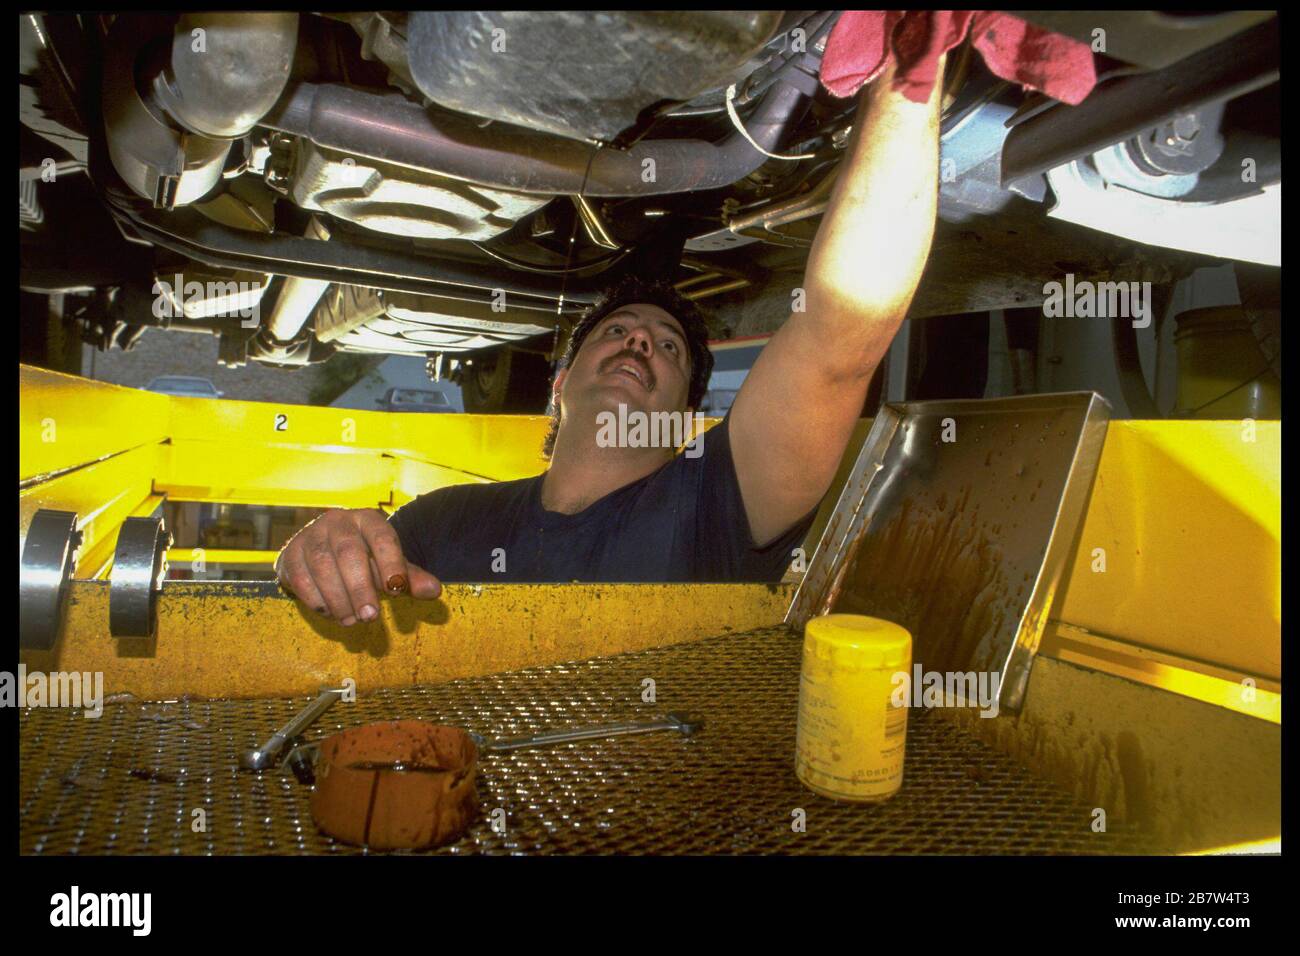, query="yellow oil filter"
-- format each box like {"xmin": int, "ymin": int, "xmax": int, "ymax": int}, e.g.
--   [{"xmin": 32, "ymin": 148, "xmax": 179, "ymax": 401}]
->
[{"xmin": 795, "ymin": 613, "xmax": 912, "ymax": 802}]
